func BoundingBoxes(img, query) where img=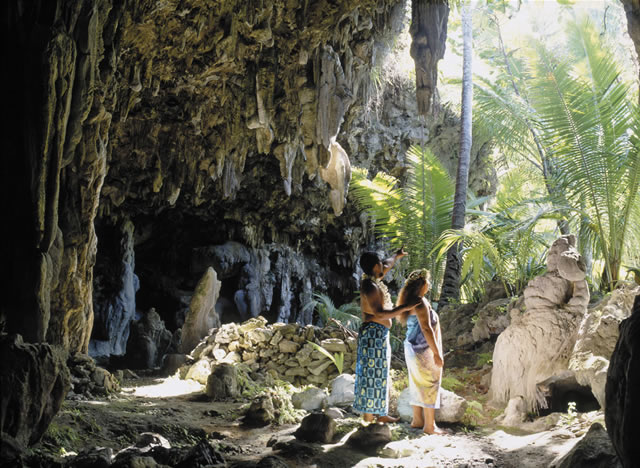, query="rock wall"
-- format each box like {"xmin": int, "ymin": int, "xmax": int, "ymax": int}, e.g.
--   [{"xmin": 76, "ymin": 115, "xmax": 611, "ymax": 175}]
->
[
  {"xmin": 605, "ymin": 293, "xmax": 640, "ymax": 468},
  {"xmin": 183, "ymin": 317, "xmax": 357, "ymax": 389},
  {"xmin": 2, "ymin": 0, "xmax": 418, "ymax": 354}
]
